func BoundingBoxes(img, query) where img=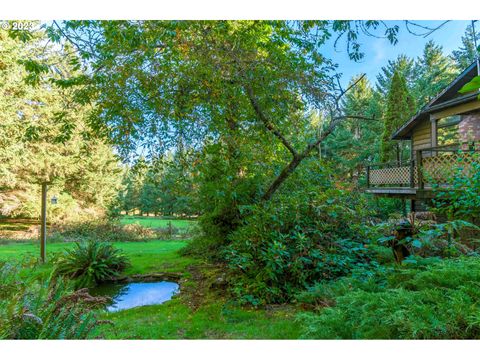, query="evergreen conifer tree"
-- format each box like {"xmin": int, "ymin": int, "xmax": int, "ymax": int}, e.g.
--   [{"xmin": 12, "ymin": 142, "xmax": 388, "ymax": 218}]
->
[
  {"xmin": 380, "ymin": 71, "xmax": 414, "ymax": 163},
  {"xmin": 452, "ymin": 24, "xmax": 480, "ymax": 69}
]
